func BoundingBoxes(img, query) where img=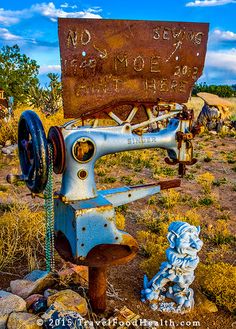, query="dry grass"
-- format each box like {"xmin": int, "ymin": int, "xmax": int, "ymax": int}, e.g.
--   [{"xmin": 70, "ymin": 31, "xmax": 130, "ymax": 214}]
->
[
  {"xmin": 0, "ymin": 197, "xmax": 45, "ymax": 272},
  {"xmin": 197, "ymin": 262, "xmax": 236, "ymax": 313},
  {"xmin": 186, "ymin": 96, "xmax": 204, "ymax": 117},
  {"xmin": 227, "ymin": 97, "xmax": 236, "ymax": 119},
  {"xmin": 186, "ymin": 96, "xmax": 236, "ymax": 119},
  {"xmin": 0, "ymin": 106, "xmax": 67, "ymax": 145}
]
